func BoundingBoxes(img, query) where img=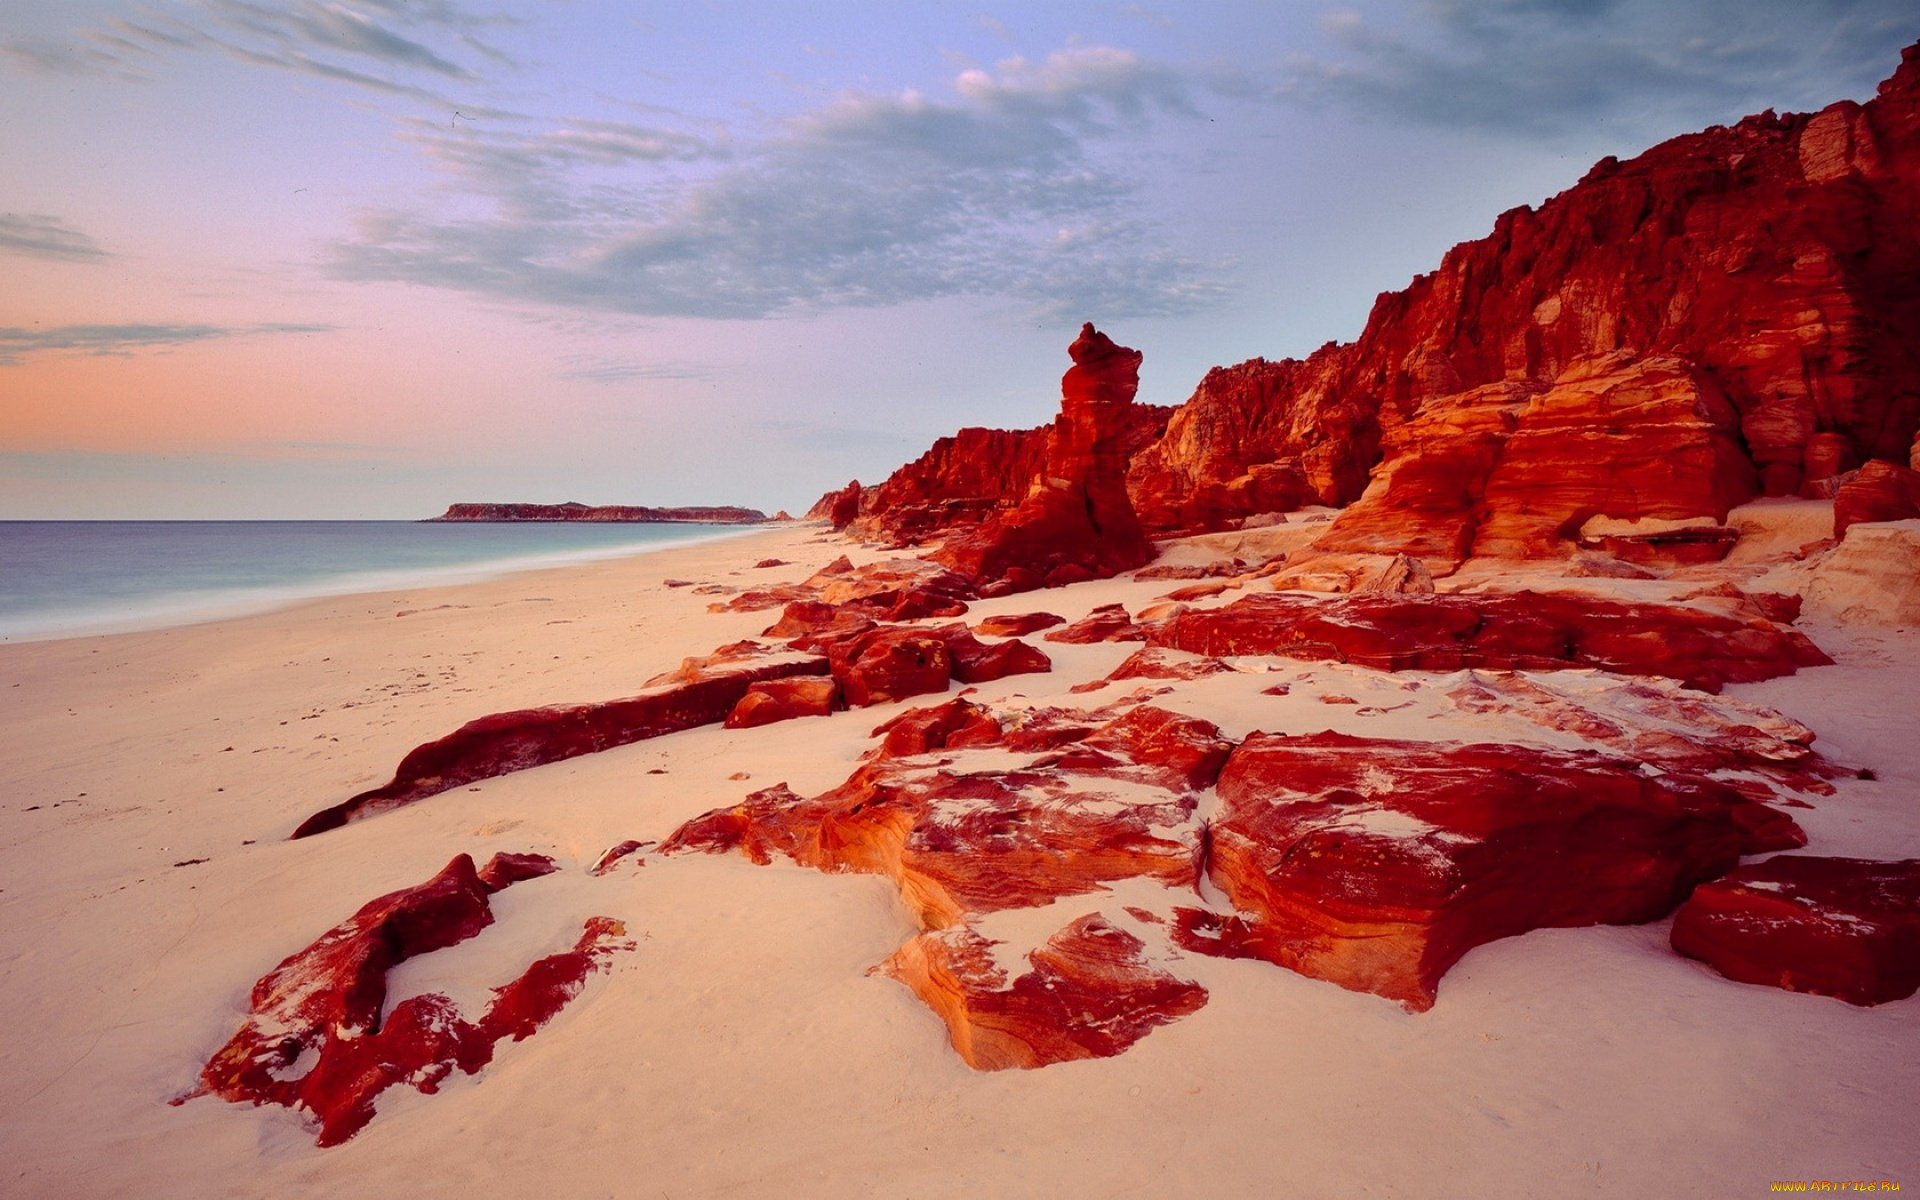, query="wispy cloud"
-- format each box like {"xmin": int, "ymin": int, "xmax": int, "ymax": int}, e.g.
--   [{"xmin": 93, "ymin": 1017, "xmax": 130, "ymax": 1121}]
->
[
  {"xmin": 329, "ymin": 46, "xmax": 1232, "ymax": 321},
  {"xmin": 556, "ymin": 359, "xmax": 716, "ymax": 385},
  {"xmin": 1289, "ymin": 0, "xmax": 1920, "ymax": 137},
  {"xmin": 0, "ymin": 214, "xmax": 113, "ymax": 263},
  {"xmin": 6, "ymin": 1, "xmax": 513, "ymax": 102},
  {"xmin": 0, "ymin": 322, "xmax": 335, "ymax": 366}
]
